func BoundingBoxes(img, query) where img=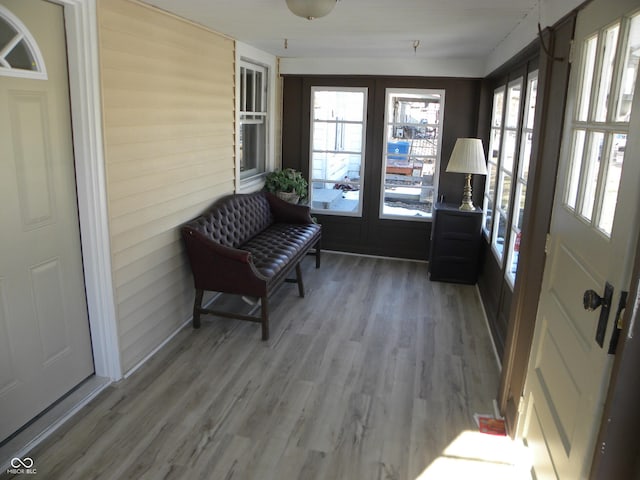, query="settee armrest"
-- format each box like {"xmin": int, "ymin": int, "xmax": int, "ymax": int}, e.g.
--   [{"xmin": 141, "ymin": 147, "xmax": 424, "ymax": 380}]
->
[
  {"xmin": 181, "ymin": 227, "xmax": 268, "ymax": 296},
  {"xmin": 266, "ymin": 192, "xmax": 314, "ymax": 224}
]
